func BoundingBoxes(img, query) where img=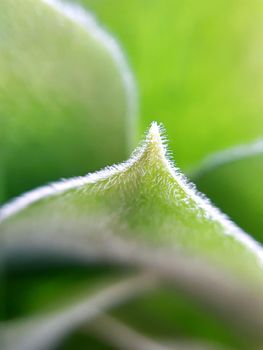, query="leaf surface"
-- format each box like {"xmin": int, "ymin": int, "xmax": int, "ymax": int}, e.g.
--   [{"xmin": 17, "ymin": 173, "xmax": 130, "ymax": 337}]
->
[
  {"xmin": 0, "ymin": 0, "xmax": 136, "ymax": 202},
  {"xmin": 1, "ymin": 123, "xmax": 262, "ymax": 281},
  {"xmin": 1, "ymin": 124, "xmax": 263, "ymax": 347},
  {"xmin": 192, "ymin": 140, "xmax": 263, "ymax": 243}
]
